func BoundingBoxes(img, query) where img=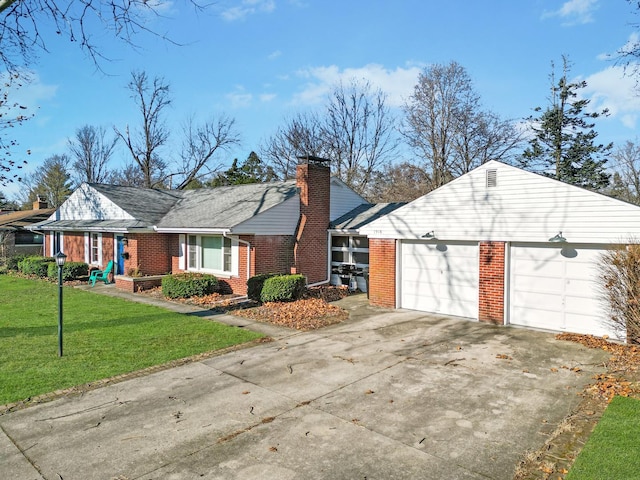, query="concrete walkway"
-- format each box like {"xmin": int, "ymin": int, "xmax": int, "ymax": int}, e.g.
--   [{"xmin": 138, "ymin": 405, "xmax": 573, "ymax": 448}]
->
[{"xmin": 0, "ymin": 287, "xmax": 608, "ymax": 480}]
